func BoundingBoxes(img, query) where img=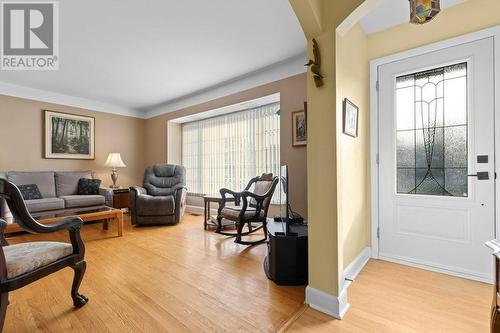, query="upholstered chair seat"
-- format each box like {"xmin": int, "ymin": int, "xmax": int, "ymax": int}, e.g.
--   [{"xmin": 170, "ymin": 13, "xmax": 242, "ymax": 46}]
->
[
  {"xmin": 130, "ymin": 164, "xmax": 187, "ymax": 226},
  {"xmin": 220, "ymin": 205, "xmax": 265, "ymax": 220},
  {"xmin": 4, "ymin": 241, "xmax": 73, "ymax": 279}
]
